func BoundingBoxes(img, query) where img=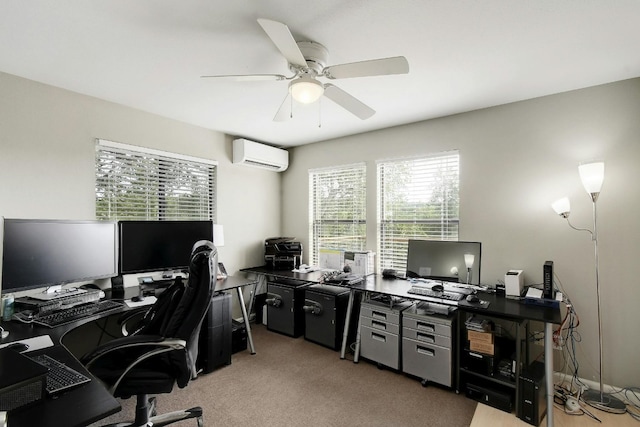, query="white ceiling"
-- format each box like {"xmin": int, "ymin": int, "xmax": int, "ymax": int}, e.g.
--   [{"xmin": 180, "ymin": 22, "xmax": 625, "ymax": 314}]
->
[{"xmin": 1, "ymin": 1, "xmax": 639, "ymax": 147}]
